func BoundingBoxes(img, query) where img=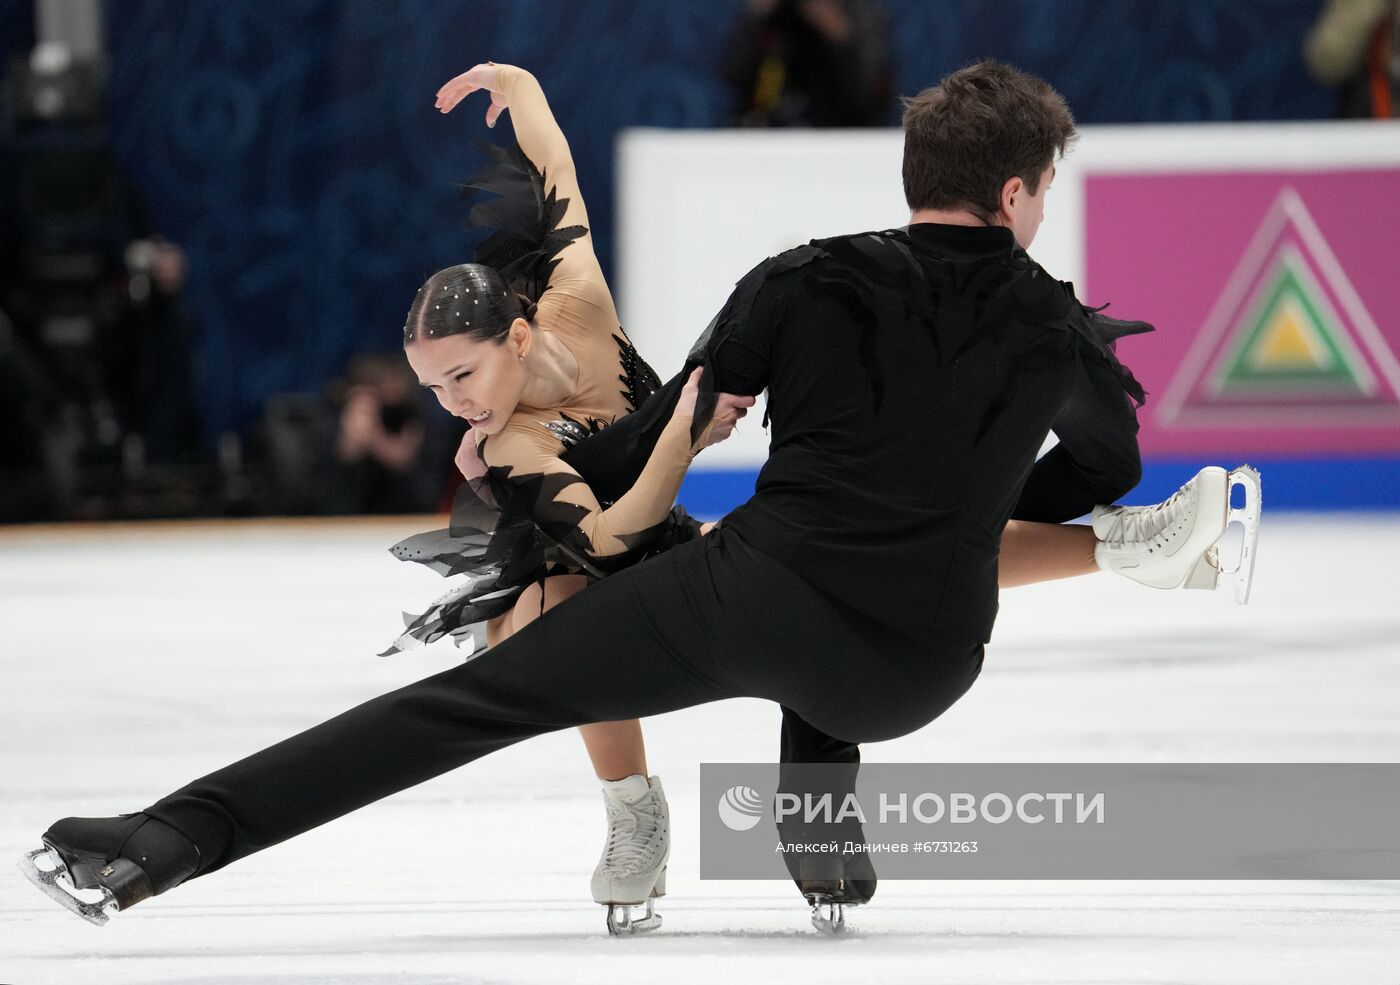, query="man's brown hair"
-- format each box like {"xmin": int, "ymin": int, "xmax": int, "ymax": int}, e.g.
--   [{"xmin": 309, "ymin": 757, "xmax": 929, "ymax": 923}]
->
[{"xmin": 901, "ymin": 60, "xmax": 1077, "ymax": 217}]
